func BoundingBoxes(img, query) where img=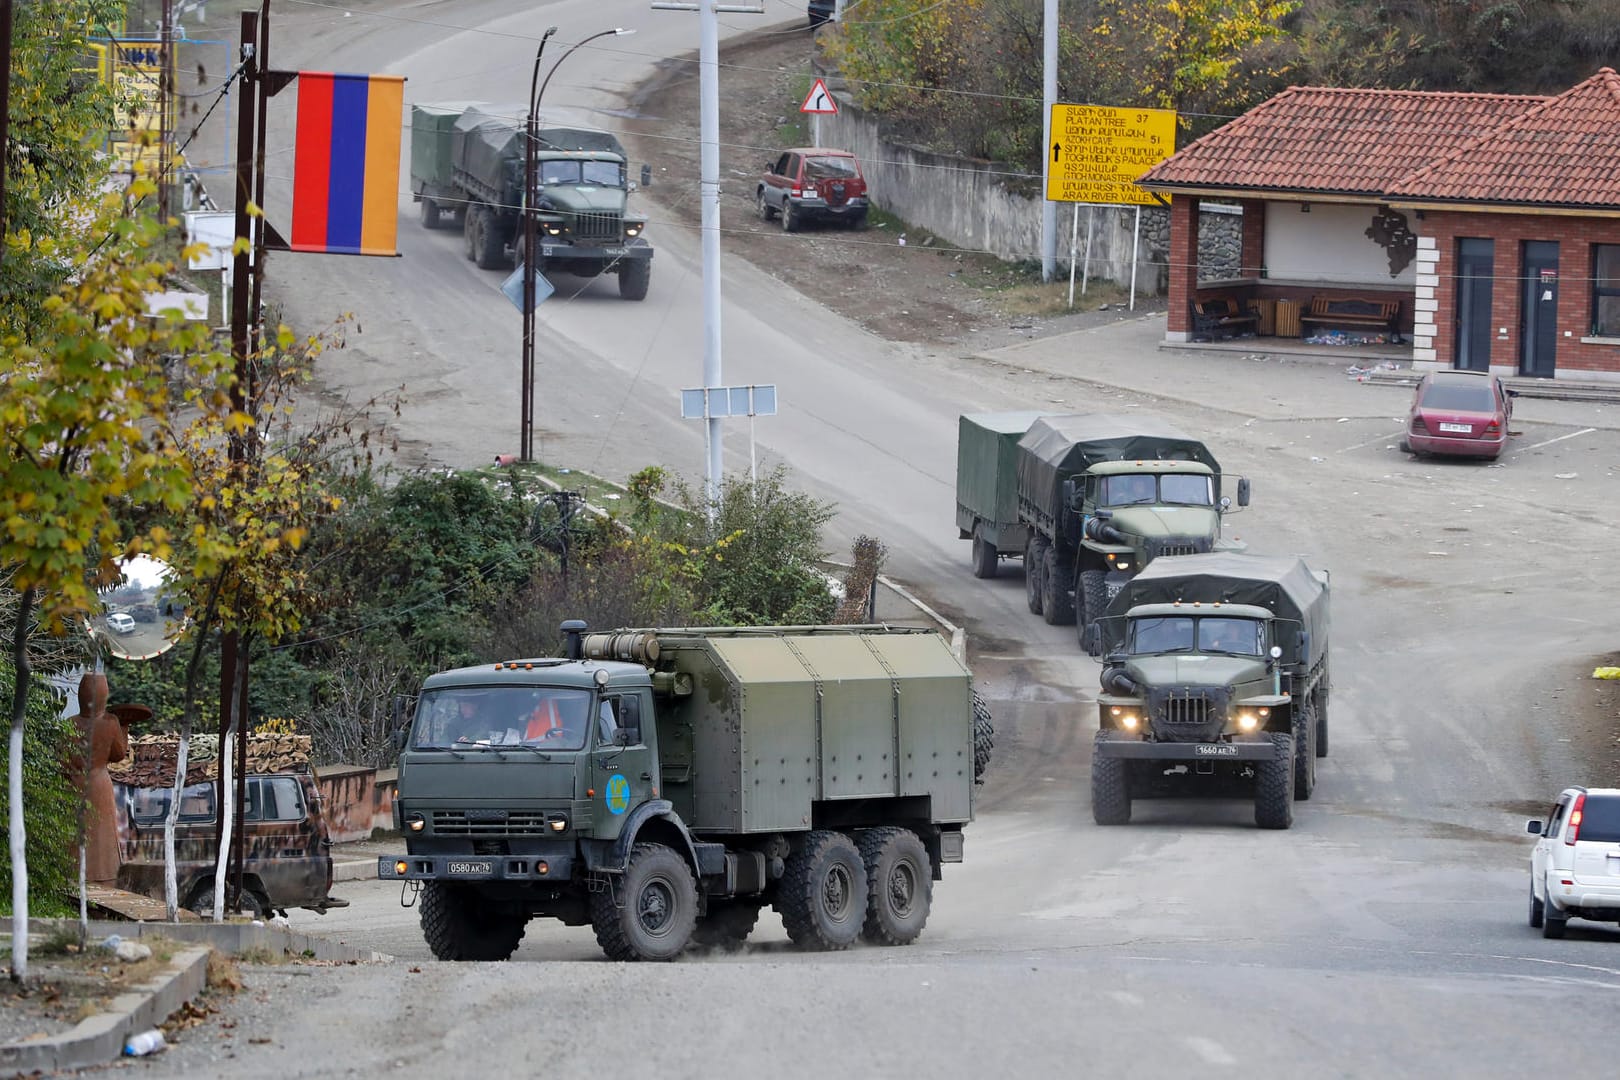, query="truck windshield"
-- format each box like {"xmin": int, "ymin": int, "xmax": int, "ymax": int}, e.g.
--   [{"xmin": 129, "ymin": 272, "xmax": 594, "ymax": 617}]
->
[
  {"xmin": 1159, "ymin": 474, "xmax": 1214, "ymax": 505},
  {"xmin": 1129, "ymin": 616, "xmax": 1195, "ymax": 652},
  {"xmin": 413, "ymin": 687, "xmax": 593, "ymax": 752},
  {"xmin": 1099, "ymin": 474, "xmax": 1213, "ymax": 506},
  {"xmin": 1197, "ymin": 617, "xmax": 1264, "ymax": 655},
  {"xmin": 1129, "ymin": 616, "xmax": 1264, "ymax": 655},
  {"xmin": 540, "ymin": 160, "xmax": 624, "ymax": 187}
]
